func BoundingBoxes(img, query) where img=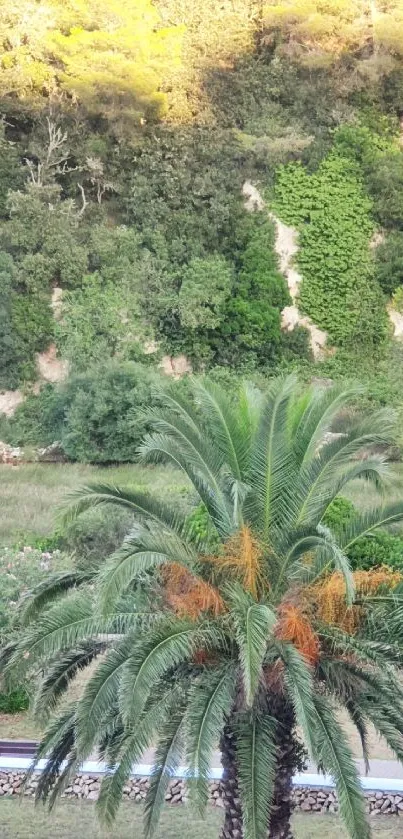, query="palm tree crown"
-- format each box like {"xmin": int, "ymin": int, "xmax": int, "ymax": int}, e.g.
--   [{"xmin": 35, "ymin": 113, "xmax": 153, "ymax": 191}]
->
[{"xmin": 5, "ymin": 376, "xmax": 403, "ymax": 839}]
